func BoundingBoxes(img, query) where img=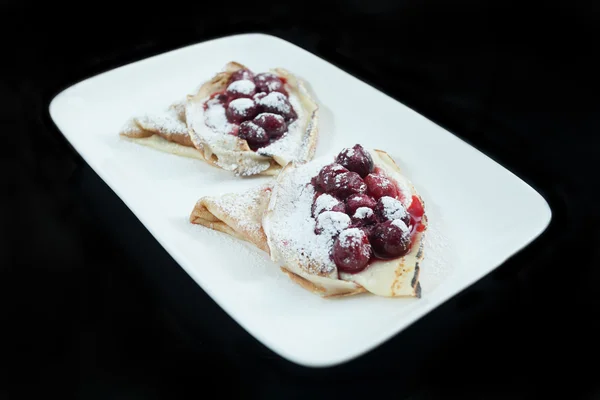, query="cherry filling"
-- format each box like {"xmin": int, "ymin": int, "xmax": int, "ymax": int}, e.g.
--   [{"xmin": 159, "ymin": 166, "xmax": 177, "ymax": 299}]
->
[
  {"xmin": 345, "ymin": 193, "xmax": 377, "ymax": 216},
  {"xmin": 313, "ymin": 163, "xmax": 349, "ymax": 192},
  {"xmin": 309, "ymin": 144, "xmax": 426, "ymax": 273},
  {"xmin": 238, "ymin": 121, "xmax": 269, "ymax": 149},
  {"xmin": 203, "ymin": 67, "xmax": 298, "ymax": 151},
  {"xmin": 230, "ymin": 68, "xmax": 255, "ymax": 82},
  {"xmin": 254, "ymin": 72, "xmax": 287, "ymax": 95},
  {"xmin": 312, "ymin": 193, "xmax": 346, "ymax": 217},
  {"xmin": 226, "ymin": 98, "xmax": 259, "ymax": 124},
  {"xmin": 333, "ymin": 228, "xmax": 372, "ymax": 272},
  {"xmin": 335, "ymin": 144, "xmax": 374, "ymax": 178},
  {"xmin": 253, "ymin": 113, "xmax": 286, "ymax": 138}
]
